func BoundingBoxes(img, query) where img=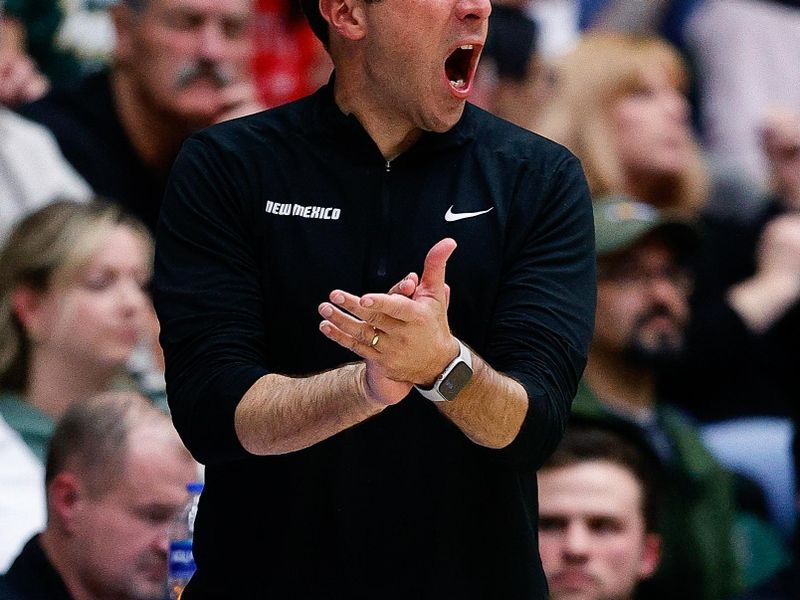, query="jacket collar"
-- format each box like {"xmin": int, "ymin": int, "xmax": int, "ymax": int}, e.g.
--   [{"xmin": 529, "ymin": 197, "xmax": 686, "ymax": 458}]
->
[{"xmin": 310, "ymin": 71, "xmax": 478, "ymax": 165}]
